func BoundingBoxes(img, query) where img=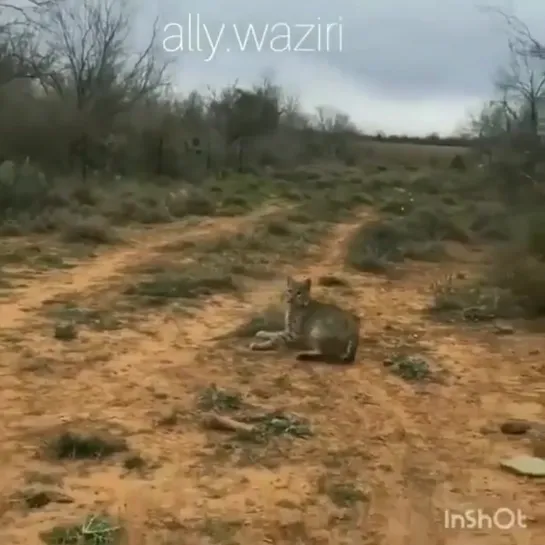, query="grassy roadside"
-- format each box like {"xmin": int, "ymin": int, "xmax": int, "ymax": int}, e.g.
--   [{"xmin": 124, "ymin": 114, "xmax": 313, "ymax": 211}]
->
[
  {"xmin": 0, "ymin": 173, "xmax": 314, "ymax": 290},
  {"xmin": 25, "ymin": 167, "xmax": 378, "ymax": 336},
  {"xmin": 120, "ymin": 193, "xmax": 369, "ymax": 310}
]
